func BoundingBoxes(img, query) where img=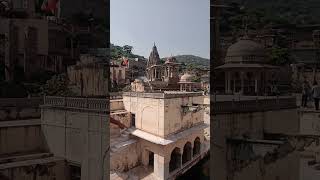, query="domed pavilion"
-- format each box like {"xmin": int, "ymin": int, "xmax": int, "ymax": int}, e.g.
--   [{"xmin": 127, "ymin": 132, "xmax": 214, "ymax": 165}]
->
[{"xmin": 215, "ymin": 37, "xmax": 279, "ymax": 95}]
